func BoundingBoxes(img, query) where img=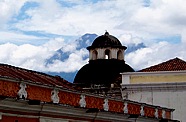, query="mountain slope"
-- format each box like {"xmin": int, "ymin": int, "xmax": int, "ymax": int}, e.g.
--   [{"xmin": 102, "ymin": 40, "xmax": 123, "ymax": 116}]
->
[
  {"xmin": 45, "ymin": 33, "xmax": 146, "ymax": 82},
  {"xmin": 45, "ymin": 33, "xmax": 97, "ymax": 82}
]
